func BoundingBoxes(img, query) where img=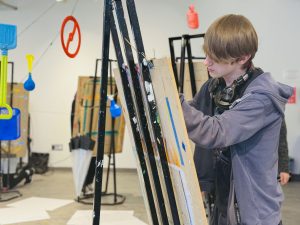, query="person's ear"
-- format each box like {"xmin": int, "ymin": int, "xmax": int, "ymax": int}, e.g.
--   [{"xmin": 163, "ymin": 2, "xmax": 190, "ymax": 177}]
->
[{"xmin": 238, "ymin": 54, "xmax": 251, "ymax": 65}]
